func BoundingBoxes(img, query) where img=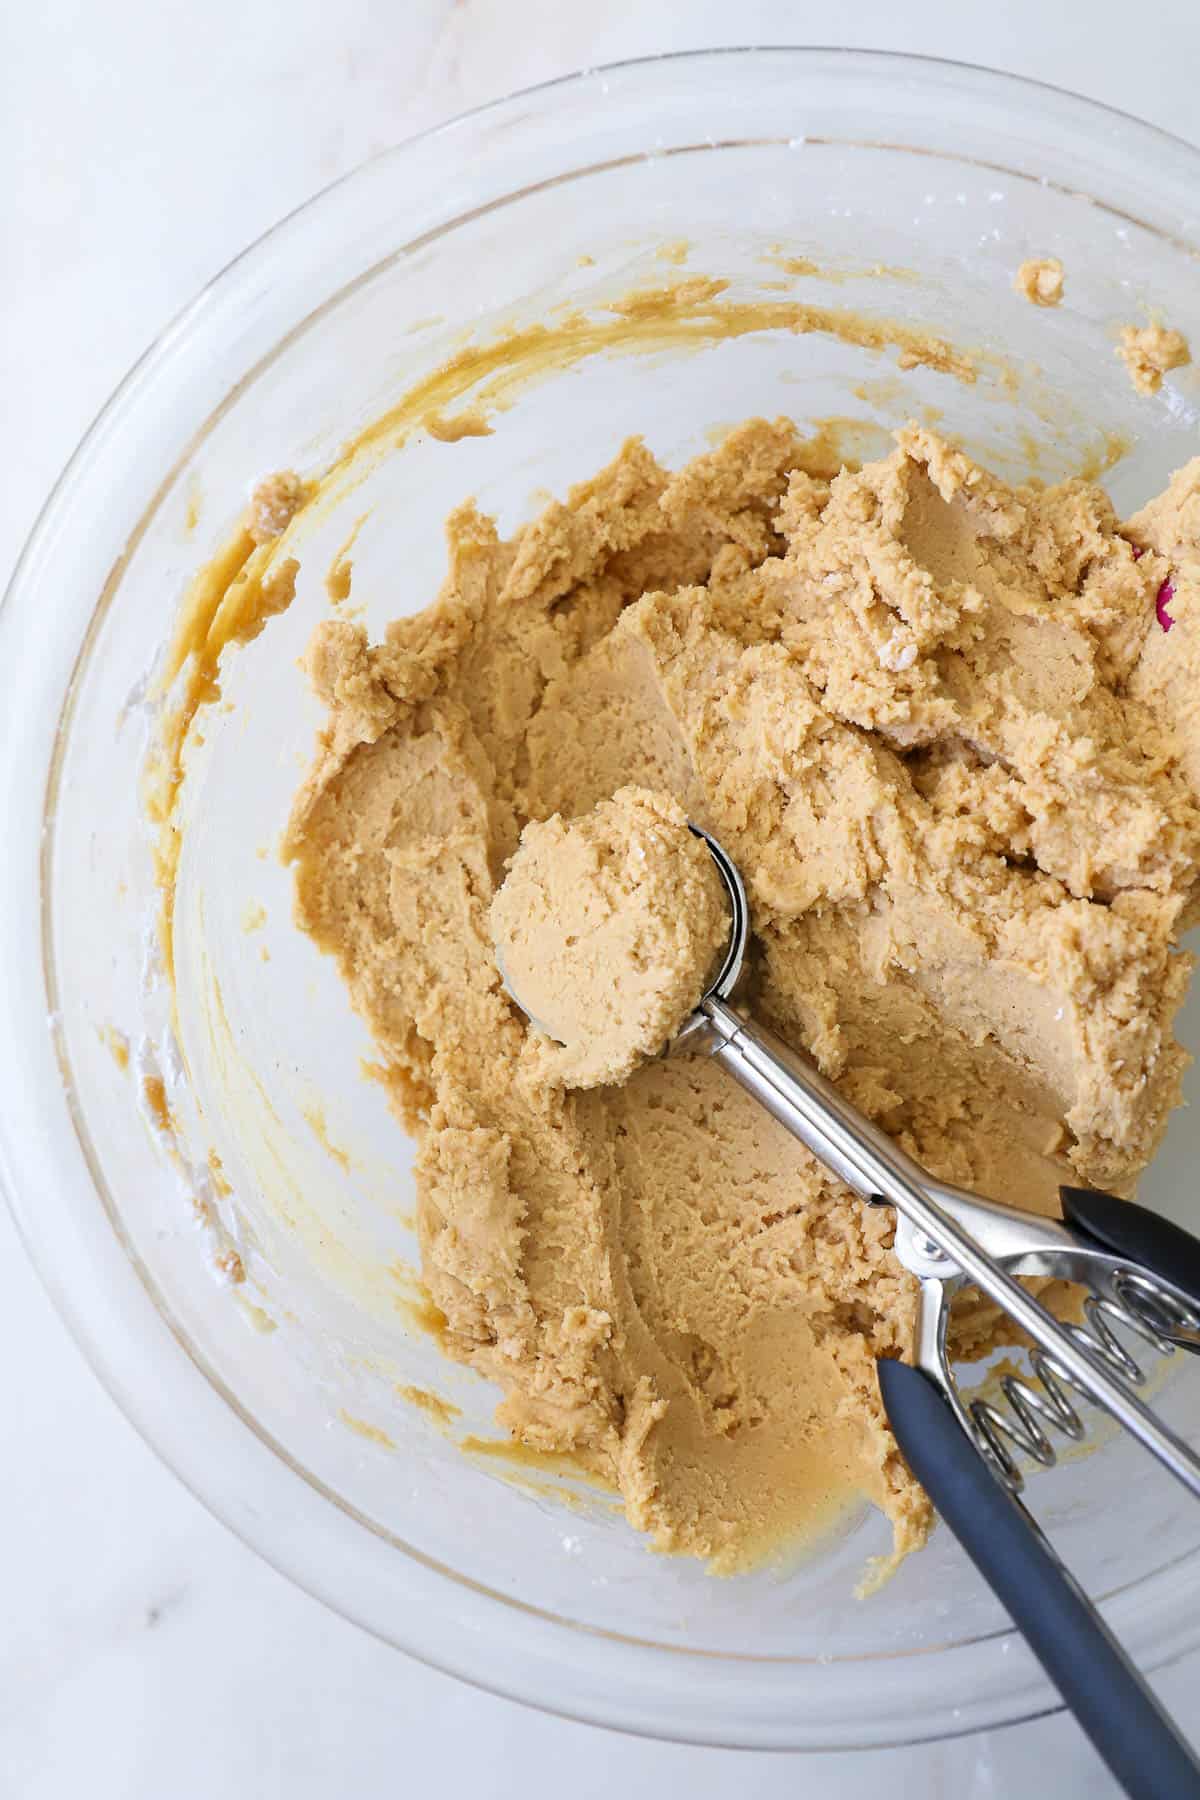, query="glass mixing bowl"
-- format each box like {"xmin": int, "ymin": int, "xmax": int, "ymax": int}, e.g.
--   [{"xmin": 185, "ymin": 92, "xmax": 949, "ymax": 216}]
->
[{"xmin": 4, "ymin": 49, "xmax": 1200, "ymax": 1751}]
